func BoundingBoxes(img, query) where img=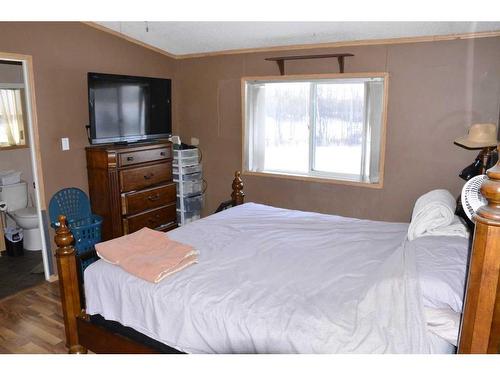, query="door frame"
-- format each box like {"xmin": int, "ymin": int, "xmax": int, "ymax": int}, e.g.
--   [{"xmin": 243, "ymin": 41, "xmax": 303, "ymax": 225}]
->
[{"xmin": 0, "ymin": 51, "xmax": 52, "ymax": 281}]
